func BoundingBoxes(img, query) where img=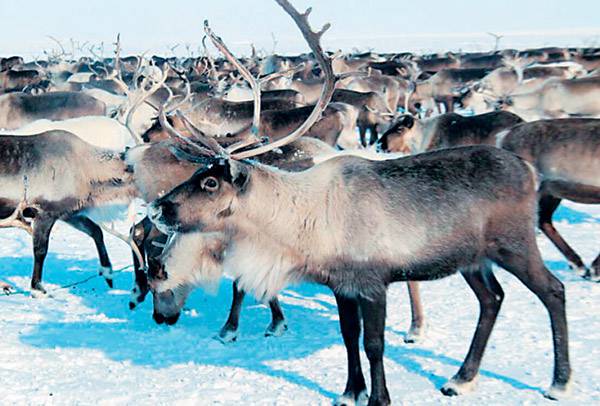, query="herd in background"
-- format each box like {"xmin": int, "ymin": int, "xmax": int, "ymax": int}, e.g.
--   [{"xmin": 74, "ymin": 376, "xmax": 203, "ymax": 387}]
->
[{"xmin": 0, "ymin": 0, "xmax": 599, "ymax": 405}]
